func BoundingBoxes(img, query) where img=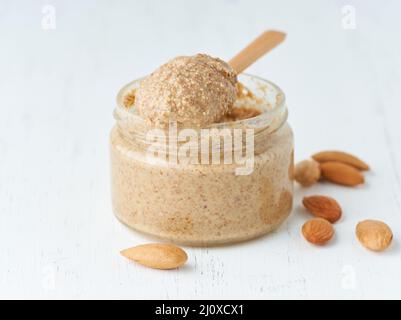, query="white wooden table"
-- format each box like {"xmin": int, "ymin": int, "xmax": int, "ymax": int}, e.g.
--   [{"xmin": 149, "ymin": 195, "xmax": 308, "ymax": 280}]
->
[{"xmin": 1, "ymin": 0, "xmax": 401, "ymax": 299}]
